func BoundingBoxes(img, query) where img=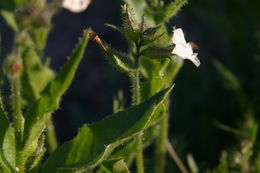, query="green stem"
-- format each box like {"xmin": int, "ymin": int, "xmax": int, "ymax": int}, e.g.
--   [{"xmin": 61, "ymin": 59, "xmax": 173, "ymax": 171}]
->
[
  {"xmin": 154, "ymin": 107, "xmax": 169, "ymax": 173},
  {"xmin": 12, "ymin": 78, "xmax": 24, "ymax": 138},
  {"xmin": 46, "ymin": 116, "xmax": 58, "ymax": 152},
  {"xmin": 12, "ymin": 77, "xmax": 25, "ymax": 171},
  {"xmin": 131, "ymin": 70, "xmax": 144, "ymax": 173}
]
